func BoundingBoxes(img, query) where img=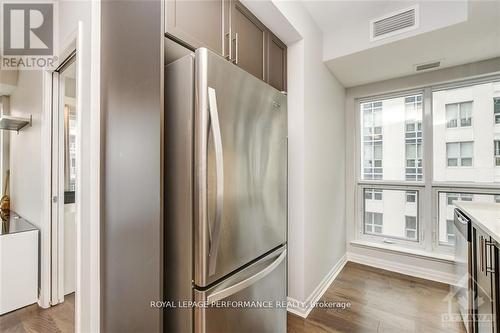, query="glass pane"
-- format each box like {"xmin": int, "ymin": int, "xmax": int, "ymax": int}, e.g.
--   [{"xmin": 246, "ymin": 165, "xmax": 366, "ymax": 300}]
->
[
  {"xmin": 438, "ymin": 192, "xmax": 499, "ymax": 245},
  {"xmin": 363, "ymin": 188, "xmax": 419, "ymax": 241},
  {"xmin": 360, "ymin": 94, "xmax": 423, "ymax": 181},
  {"xmin": 446, "ymin": 103, "xmax": 458, "ymax": 128},
  {"xmin": 433, "ymin": 81, "xmax": 500, "ymax": 182}
]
